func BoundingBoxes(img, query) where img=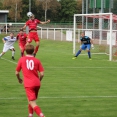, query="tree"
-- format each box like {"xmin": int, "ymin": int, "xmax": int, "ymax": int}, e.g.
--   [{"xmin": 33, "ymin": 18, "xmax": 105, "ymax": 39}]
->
[
  {"xmin": 0, "ymin": 0, "xmax": 3, "ymax": 9},
  {"xmin": 46, "ymin": 0, "xmax": 61, "ymax": 21},
  {"xmin": 58, "ymin": 0, "xmax": 78, "ymax": 22},
  {"xmin": 20, "ymin": 0, "xmax": 29, "ymax": 21},
  {"xmin": 76, "ymin": 0, "xmax": 82, "ymax": 14},
  {"xmin": 35, "ymin": 0, "xmax": 61, "ymax": 21},
  {"xmin": 112, "ymin": 0, "xmax": 117, "ymax": 14},
  {"xmin": 3, "ymin": 0, "xmax": 23, "ymax": 22}
]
